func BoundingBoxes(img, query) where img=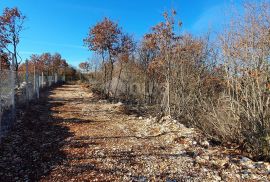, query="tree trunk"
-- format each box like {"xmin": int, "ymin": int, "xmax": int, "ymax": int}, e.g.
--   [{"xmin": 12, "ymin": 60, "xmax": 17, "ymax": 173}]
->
[
  {"xmin": 114, "ymin": 62, "xmax": 123, "ymax": 99},
  {"xmin": 107, "ymin": 51, "xmax": 114, "ymax": 97},
  {"xmin": 12, "ymin": 35, "xmax": 20, "ymax": 87},
  {"xmin": 101, "ymin": 53, "xmax": 107, "ymax": 95}
]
